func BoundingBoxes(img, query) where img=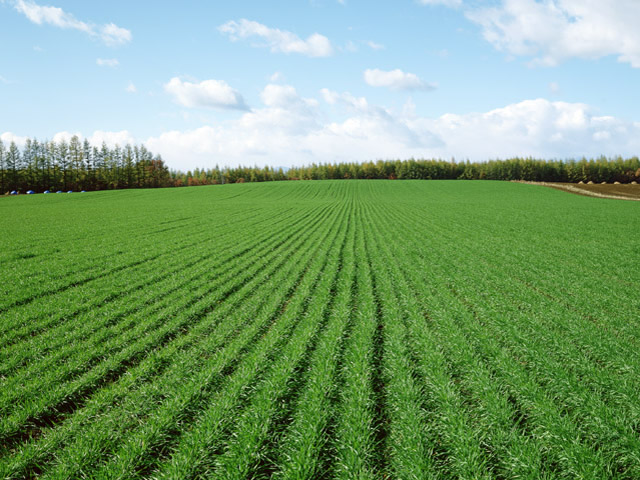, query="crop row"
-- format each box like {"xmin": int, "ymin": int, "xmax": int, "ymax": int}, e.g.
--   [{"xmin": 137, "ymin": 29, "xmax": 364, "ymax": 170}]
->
[{"xmin": 1, "ymin": 180, "xmax": 639, "ymax": 478}]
